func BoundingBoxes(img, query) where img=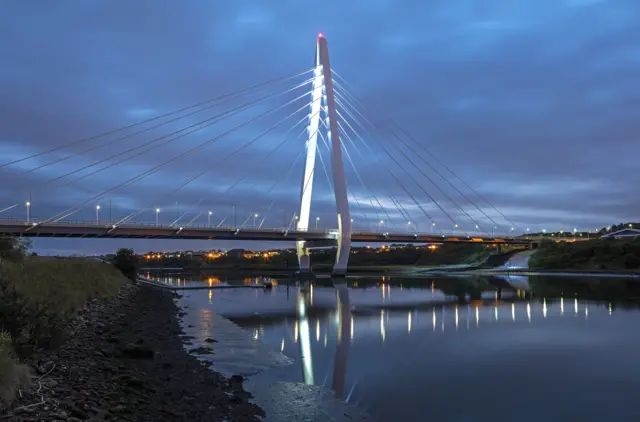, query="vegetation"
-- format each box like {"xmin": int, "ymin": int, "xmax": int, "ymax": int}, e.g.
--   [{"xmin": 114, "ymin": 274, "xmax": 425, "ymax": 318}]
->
[
  {"xmin": 0, "ymin": 236, "xmax": 131, "ymax": 409},
  {"xmin": 111, "ymin": 248, "xmax": 138, "ymax": 281},
  {"xmin": 1, "ymin": 256, "xmax": 130, "ymax": 353},
  {"xmin": 529, "ymin": 238, "xmax": 640, "ymax": 272},
  {"xmin": 139, "ymin": 244, "xmax": 499, "ymax": 272},
  {"xmin": 0, "ymin": 332, "xmax": 31, "ymax": 410}
]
